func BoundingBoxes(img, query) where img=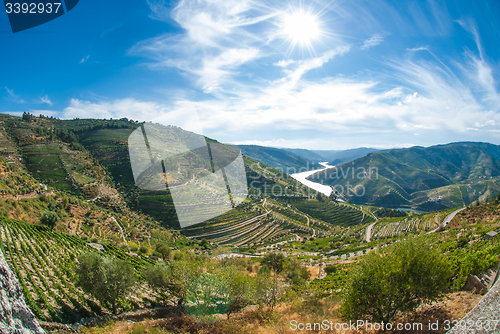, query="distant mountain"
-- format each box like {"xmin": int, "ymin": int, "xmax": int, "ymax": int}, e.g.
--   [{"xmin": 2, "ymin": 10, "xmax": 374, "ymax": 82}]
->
[
  {"xmin": 307, "ymin": 142, "xmax": 500, "ymax": 211},
  {"xmin": 320, "ymin": 147, "xmax": 381, "ymax": 165},
  {"xmin": 283, "ymin": 148, "xmax": 326, "ymax": 162},
  {"xmin": 239, "ymin": 145, "xmax": 322, "ymax": 172},
  {"xmin": 284, "ymin": 147, "xmax": 381, "ymax": 165}
]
